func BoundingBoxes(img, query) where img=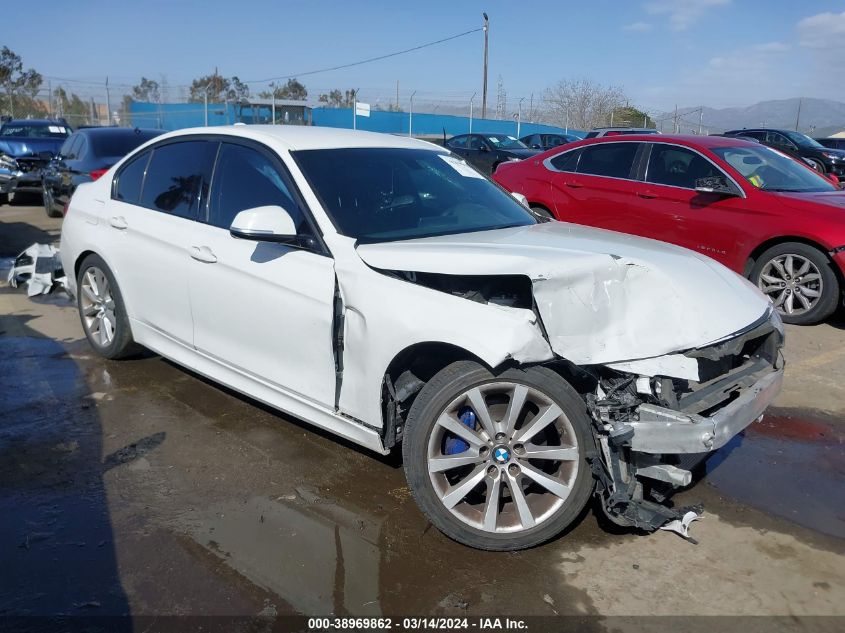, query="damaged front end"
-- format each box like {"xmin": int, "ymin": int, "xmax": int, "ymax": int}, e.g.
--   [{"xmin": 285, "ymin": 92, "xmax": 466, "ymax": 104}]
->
[{"xmin": 585, "ymin": 309, "xmax": 784, "ymax": 539}]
